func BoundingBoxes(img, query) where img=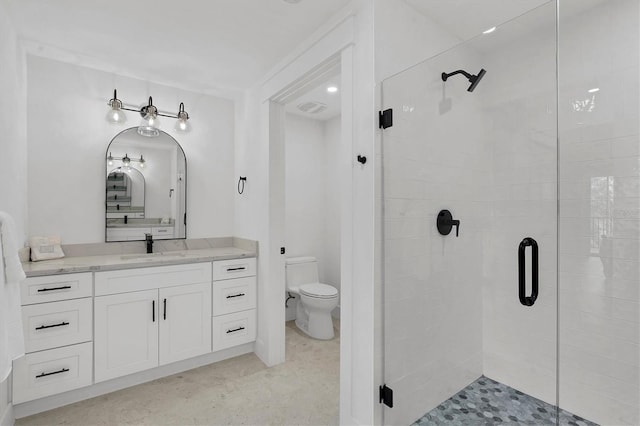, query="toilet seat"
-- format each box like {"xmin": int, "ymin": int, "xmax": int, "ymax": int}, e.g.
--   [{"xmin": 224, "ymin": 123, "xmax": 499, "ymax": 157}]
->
[{"xmin": 299, "ymin": 283, "xmax": 338, "ymax": 299}]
